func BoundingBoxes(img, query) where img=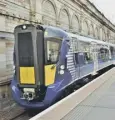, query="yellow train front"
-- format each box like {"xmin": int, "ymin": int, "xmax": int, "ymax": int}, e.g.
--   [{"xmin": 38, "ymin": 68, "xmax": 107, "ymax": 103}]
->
[{"xmin": 11, "ymin": 24, "xmax": 71, "ymax": 109}]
